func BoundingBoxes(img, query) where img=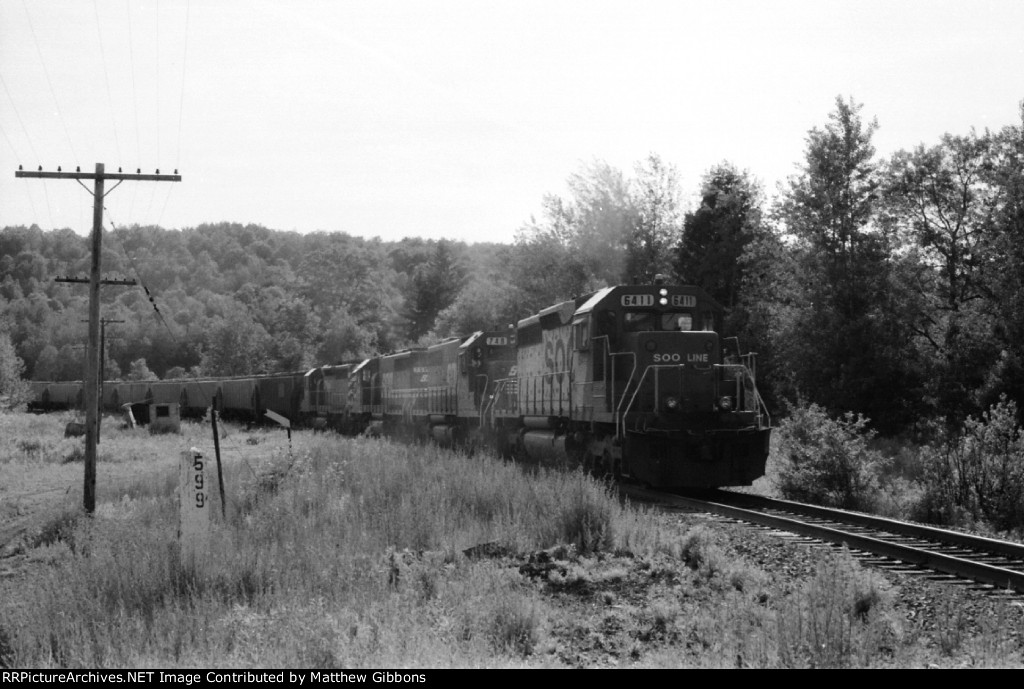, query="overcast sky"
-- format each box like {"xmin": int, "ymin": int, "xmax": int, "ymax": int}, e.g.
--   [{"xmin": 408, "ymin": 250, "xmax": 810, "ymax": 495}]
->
[{"xmin": 1, "ymin": 0, "xmax": 1022, "ymax": 244}]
